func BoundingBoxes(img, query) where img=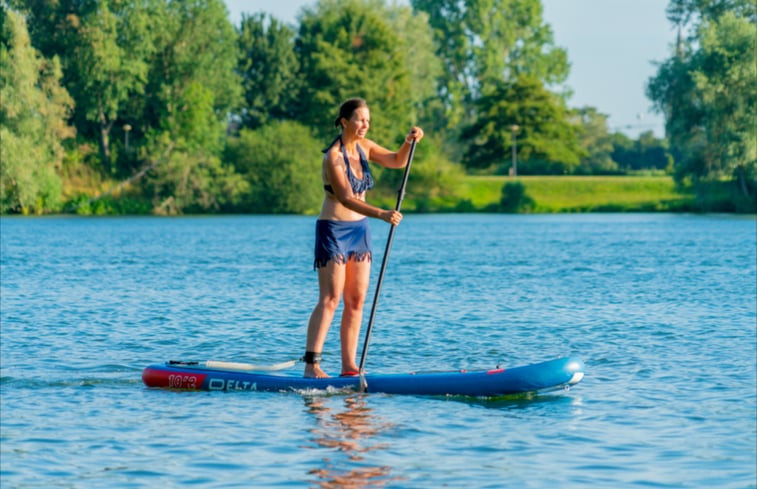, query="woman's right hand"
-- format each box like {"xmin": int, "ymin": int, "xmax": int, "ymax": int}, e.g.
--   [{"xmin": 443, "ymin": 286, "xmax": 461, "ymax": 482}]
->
[{"xmin": 380, "ymin": 209, "xmax": 402, "ymax": 226}]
